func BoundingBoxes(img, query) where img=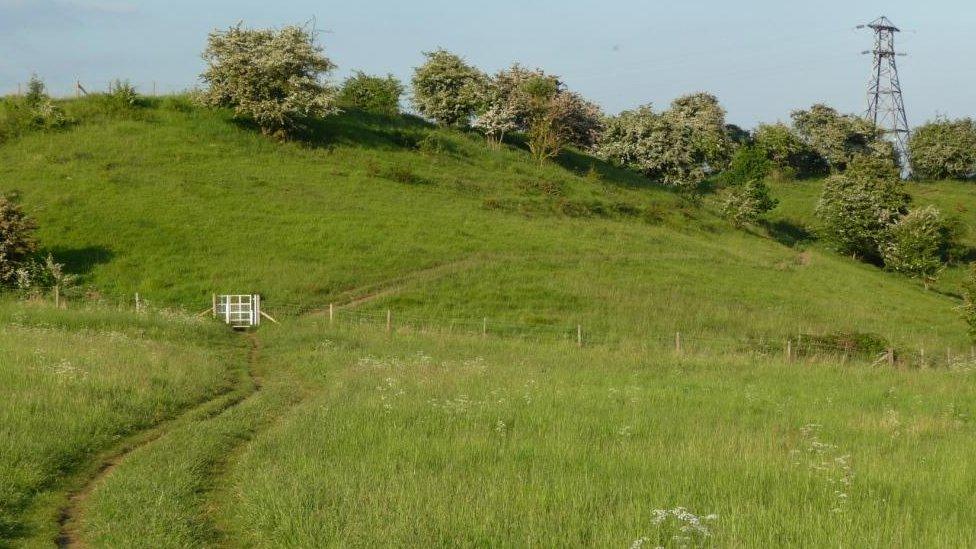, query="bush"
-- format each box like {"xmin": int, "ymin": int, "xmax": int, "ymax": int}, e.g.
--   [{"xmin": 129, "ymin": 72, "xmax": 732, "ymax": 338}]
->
[
  {"xmin": 337, "ymin": 72, "xmax": 403, "ymax": 115},
  {"xmin": 815, "ymin": 161, "xmax": 910, "ymax": 263},
  {"xmin": 108, "ymin": 79, "xmax": 141, "ymax": 108},
  {"xmin": 14, "ymin": 254, "xmax": 80, "ymax": 299},
  {"xmin": 721, "ymin": 145, "xmax": 771, "ymax": 186},
  {"xmin": 520, "ymin": 78, "xmax": 602, "ymax": 163},
  {"xmin": 722, "ymin": 179, "xmax": 778, "ymax": 227},
  {"xmin": 791, "ymin": 104, "xmax": 893, "ymax": 171},
  {"xmin": 668, "ymin": 92, "xmax": 733, "ymax": 171},
  {"xmin": 882, "ymin": 206, "xmax": 952, "ymax": 286},
  {"xmin": 845, "ymin": 153, "xmax": 901, "ymax": 183},
  {"xmin": 795, "ymin": 331, "xmax": 890, "ymax": 359},
  {"xmin": 411, "ymin": 49, "xmax": 486, "ymax": 127},
  {"xmin": 0, "ymin": 194, "xmax": 38, "ymax": 286},
  {"xmin": 961, "ymin": 264, "xmax": 976, "ymax": 341},
  {"xmin": 908, "ymin": 118, "xmax": 976, "ymax": 180},
  {"xmin": 474, "ymin": 65, "xmax": 602, "ymax": 156},
  {"xmin": 200, "ymin": 24, "xmax": 339, "ymax": 137},
  {"xmin": 0, "ymin": 76, "xmax": 67, "ymax": 144},
  {"xmin": 596, "ymin": 94, "xmax": 732, "ymax": 193},
  {"xmin": 753, "ymin": 122, "xmax": 827, "ymax": 178}
]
